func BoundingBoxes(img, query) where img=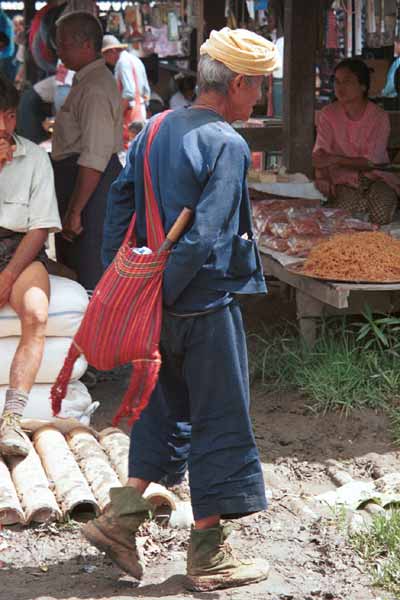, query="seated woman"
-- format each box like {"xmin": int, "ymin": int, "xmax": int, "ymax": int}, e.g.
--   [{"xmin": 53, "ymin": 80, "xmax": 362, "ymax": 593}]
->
[
  {"xmin": 0, "ymin": 75, "xmax": 61, "ymax": 456},
  {"xmin": 313, "ymin": 58, "xmax": 400, "ymax": 225}
]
